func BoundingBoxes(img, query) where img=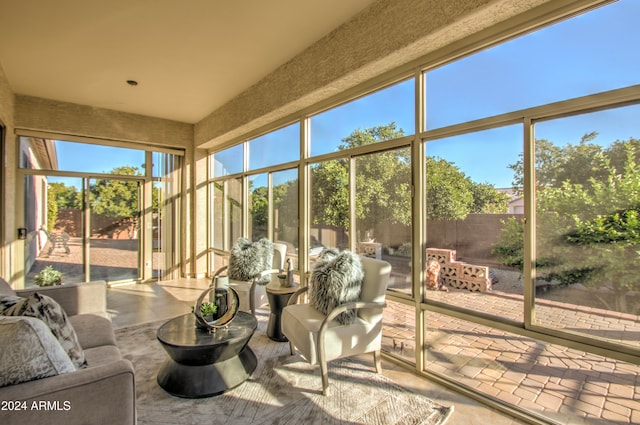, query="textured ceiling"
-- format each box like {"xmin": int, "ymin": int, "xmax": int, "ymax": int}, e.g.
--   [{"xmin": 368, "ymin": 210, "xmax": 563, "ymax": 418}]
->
[{"xmin": 0, "ymin": 0, "xmax": 376, "ymax": 123}]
